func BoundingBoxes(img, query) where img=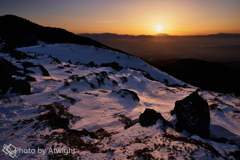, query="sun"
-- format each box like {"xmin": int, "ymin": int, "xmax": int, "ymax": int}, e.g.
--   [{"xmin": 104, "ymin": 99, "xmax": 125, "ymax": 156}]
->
[{"xmin": 156, "ymin": 26, "xmax": 163, "ymax": 32}]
